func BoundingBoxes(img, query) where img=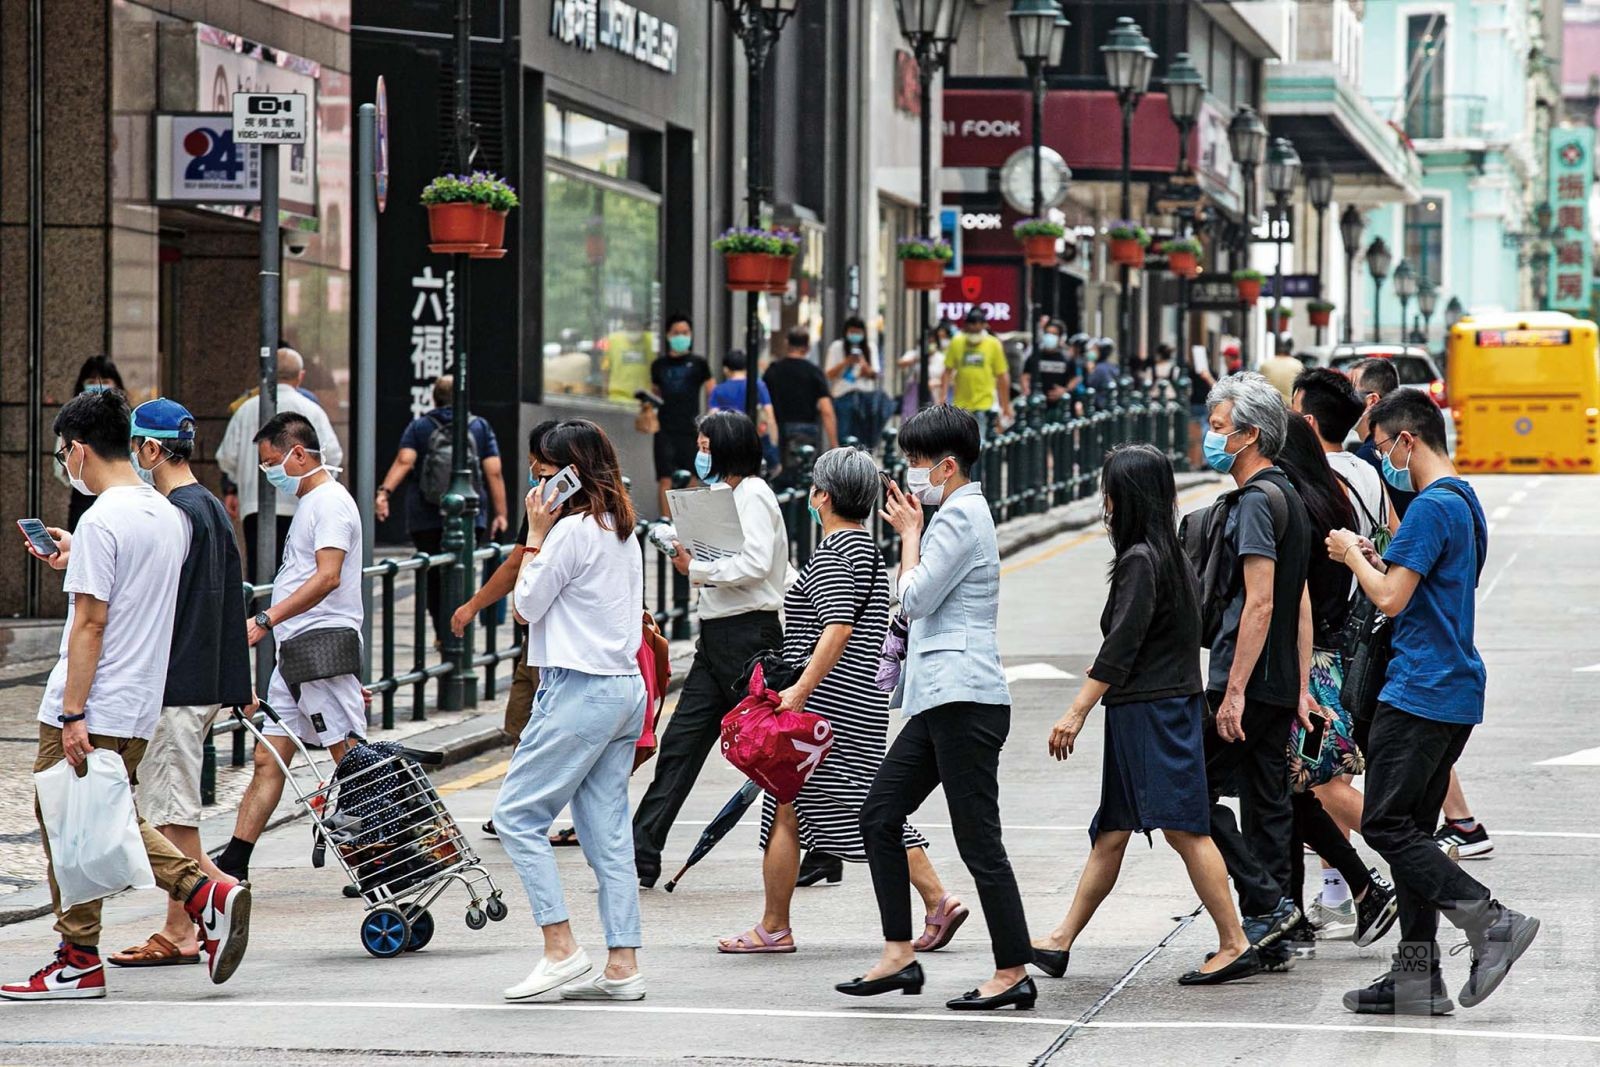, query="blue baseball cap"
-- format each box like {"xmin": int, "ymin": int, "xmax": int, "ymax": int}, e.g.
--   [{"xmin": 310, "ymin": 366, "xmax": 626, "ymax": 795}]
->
[{"xmin": 130, "ymin": 397, "xmax": 196, "ymax": 441}]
